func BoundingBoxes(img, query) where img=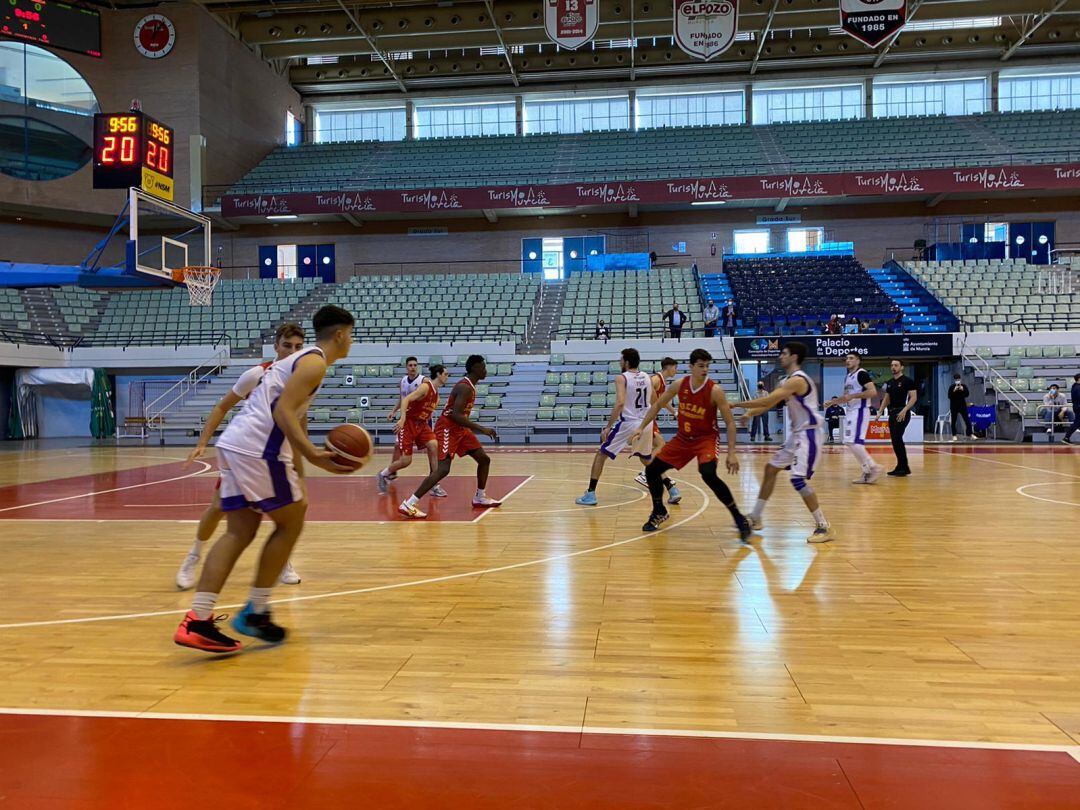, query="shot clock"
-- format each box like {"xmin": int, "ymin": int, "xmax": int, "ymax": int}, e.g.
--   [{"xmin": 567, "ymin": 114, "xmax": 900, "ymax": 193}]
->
[{"xmin": 92, "ymin": 112, "xmax": 175, "ymax": 201}]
